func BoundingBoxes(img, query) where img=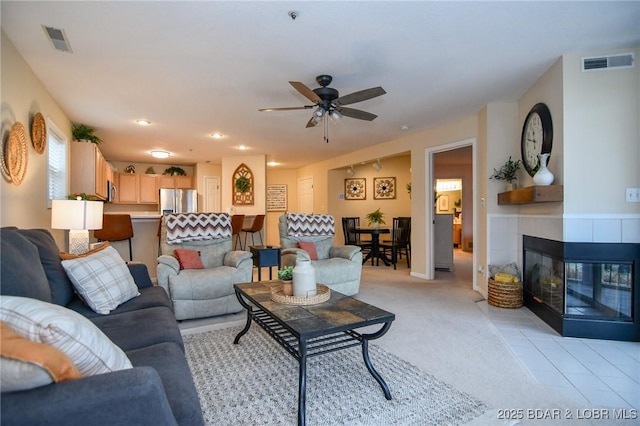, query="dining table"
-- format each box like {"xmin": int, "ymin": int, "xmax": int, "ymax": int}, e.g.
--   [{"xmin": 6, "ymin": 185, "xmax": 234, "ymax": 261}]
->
[{"xmin": 354, "ymin": 227, "xmax": 391, "ymax": 266}]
